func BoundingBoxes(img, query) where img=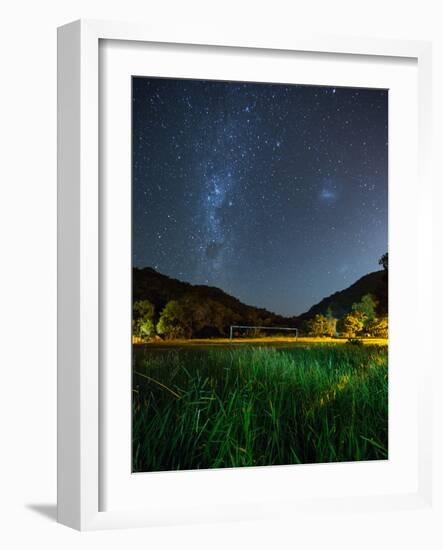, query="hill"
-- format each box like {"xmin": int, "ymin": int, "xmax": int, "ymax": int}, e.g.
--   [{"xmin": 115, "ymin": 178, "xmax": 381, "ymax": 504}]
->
[
  {"xmin": 297, "ymin": 270, "xmax": 387, "ymax": 322},
  {"xmin": 133, "ymin": 267, "xmax": 294, "ymax": 330},
  {"xmin": 133, "ymin": 267, "xmax": 387, "ymax": 336}
]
